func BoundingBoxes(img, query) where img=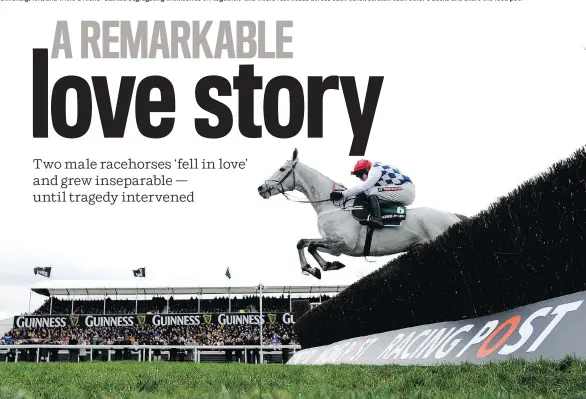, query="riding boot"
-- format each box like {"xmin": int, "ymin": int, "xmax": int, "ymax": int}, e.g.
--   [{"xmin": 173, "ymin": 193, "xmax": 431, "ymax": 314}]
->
[{"xmin": 367, "ymin": 195, "xmax": 384, "ymax": 229}]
